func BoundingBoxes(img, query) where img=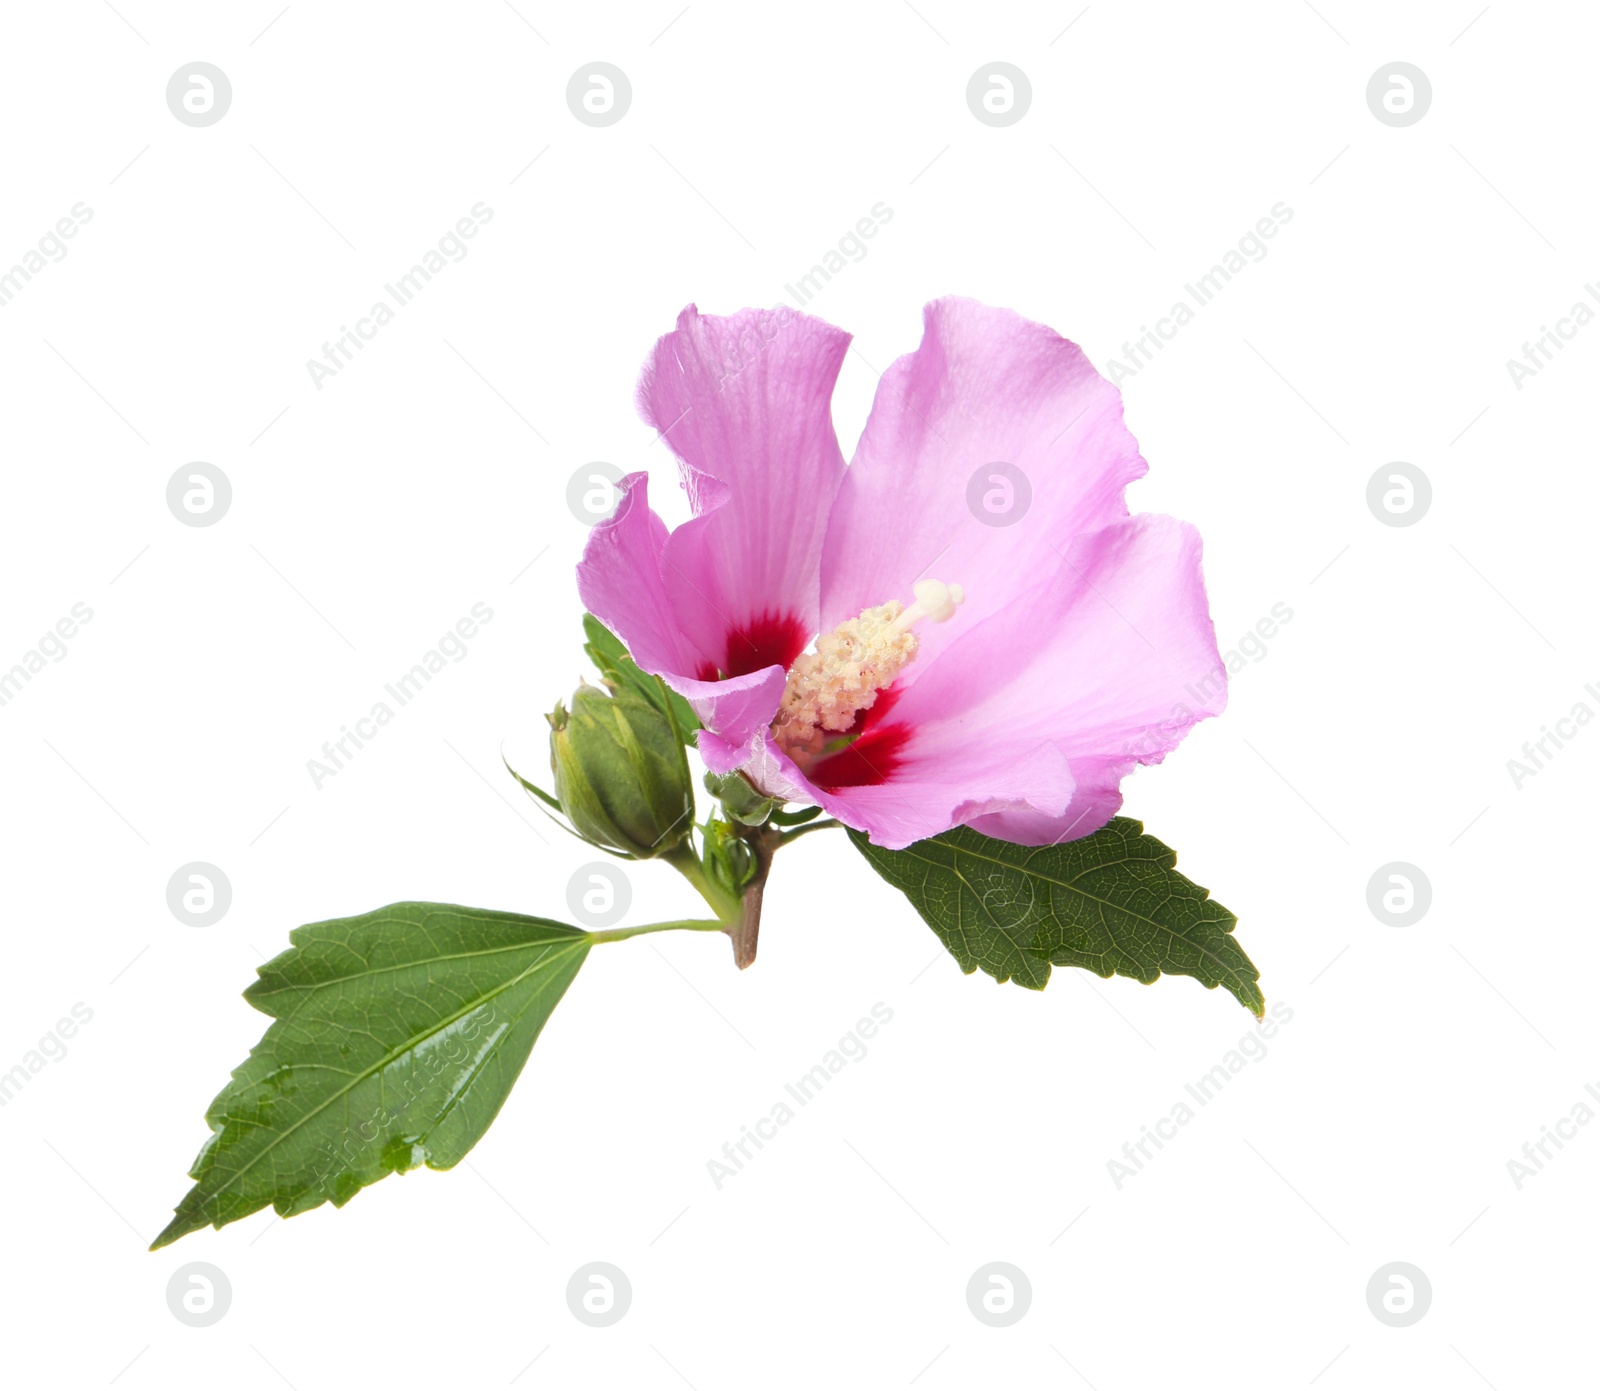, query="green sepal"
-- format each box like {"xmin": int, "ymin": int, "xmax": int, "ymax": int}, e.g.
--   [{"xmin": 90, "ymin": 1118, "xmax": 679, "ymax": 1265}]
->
[
  {"xmin": 705, "ymin": 770, "xmax": 778, "ymax": 826},
  {"xmin": 769, "ymin": 804, "xmax": 825, "ymax": 827},
  {"xmin": 702, "ymin": 818, "xmax": 756, "ymax": 901}
]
